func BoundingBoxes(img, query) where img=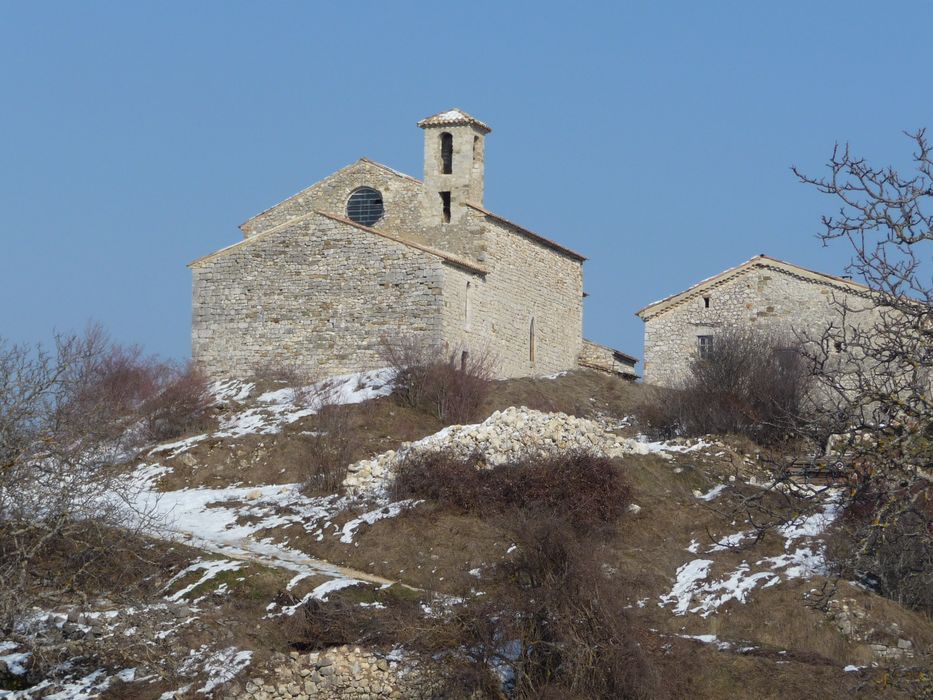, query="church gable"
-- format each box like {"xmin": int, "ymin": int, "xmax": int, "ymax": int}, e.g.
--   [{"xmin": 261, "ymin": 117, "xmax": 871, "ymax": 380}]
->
[{"xmin": 241, "ymin": 159, "xmax": 425, "ymax": 239}]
